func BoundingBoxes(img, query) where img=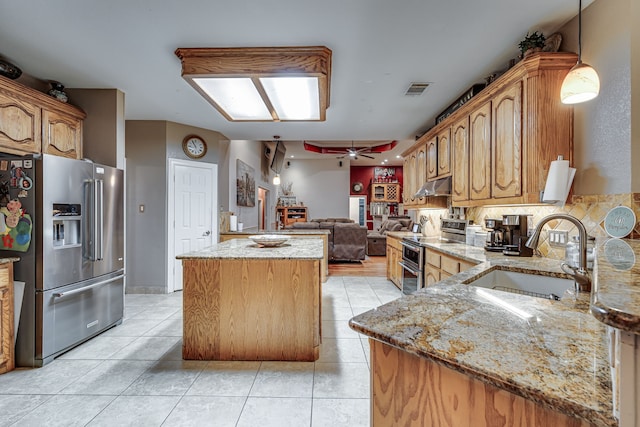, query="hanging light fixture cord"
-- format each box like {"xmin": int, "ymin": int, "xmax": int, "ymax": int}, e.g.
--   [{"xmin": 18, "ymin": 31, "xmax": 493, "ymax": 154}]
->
[{"xmin": 577, "ymin": 0, "xmax": 582, "ymax": 62}]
